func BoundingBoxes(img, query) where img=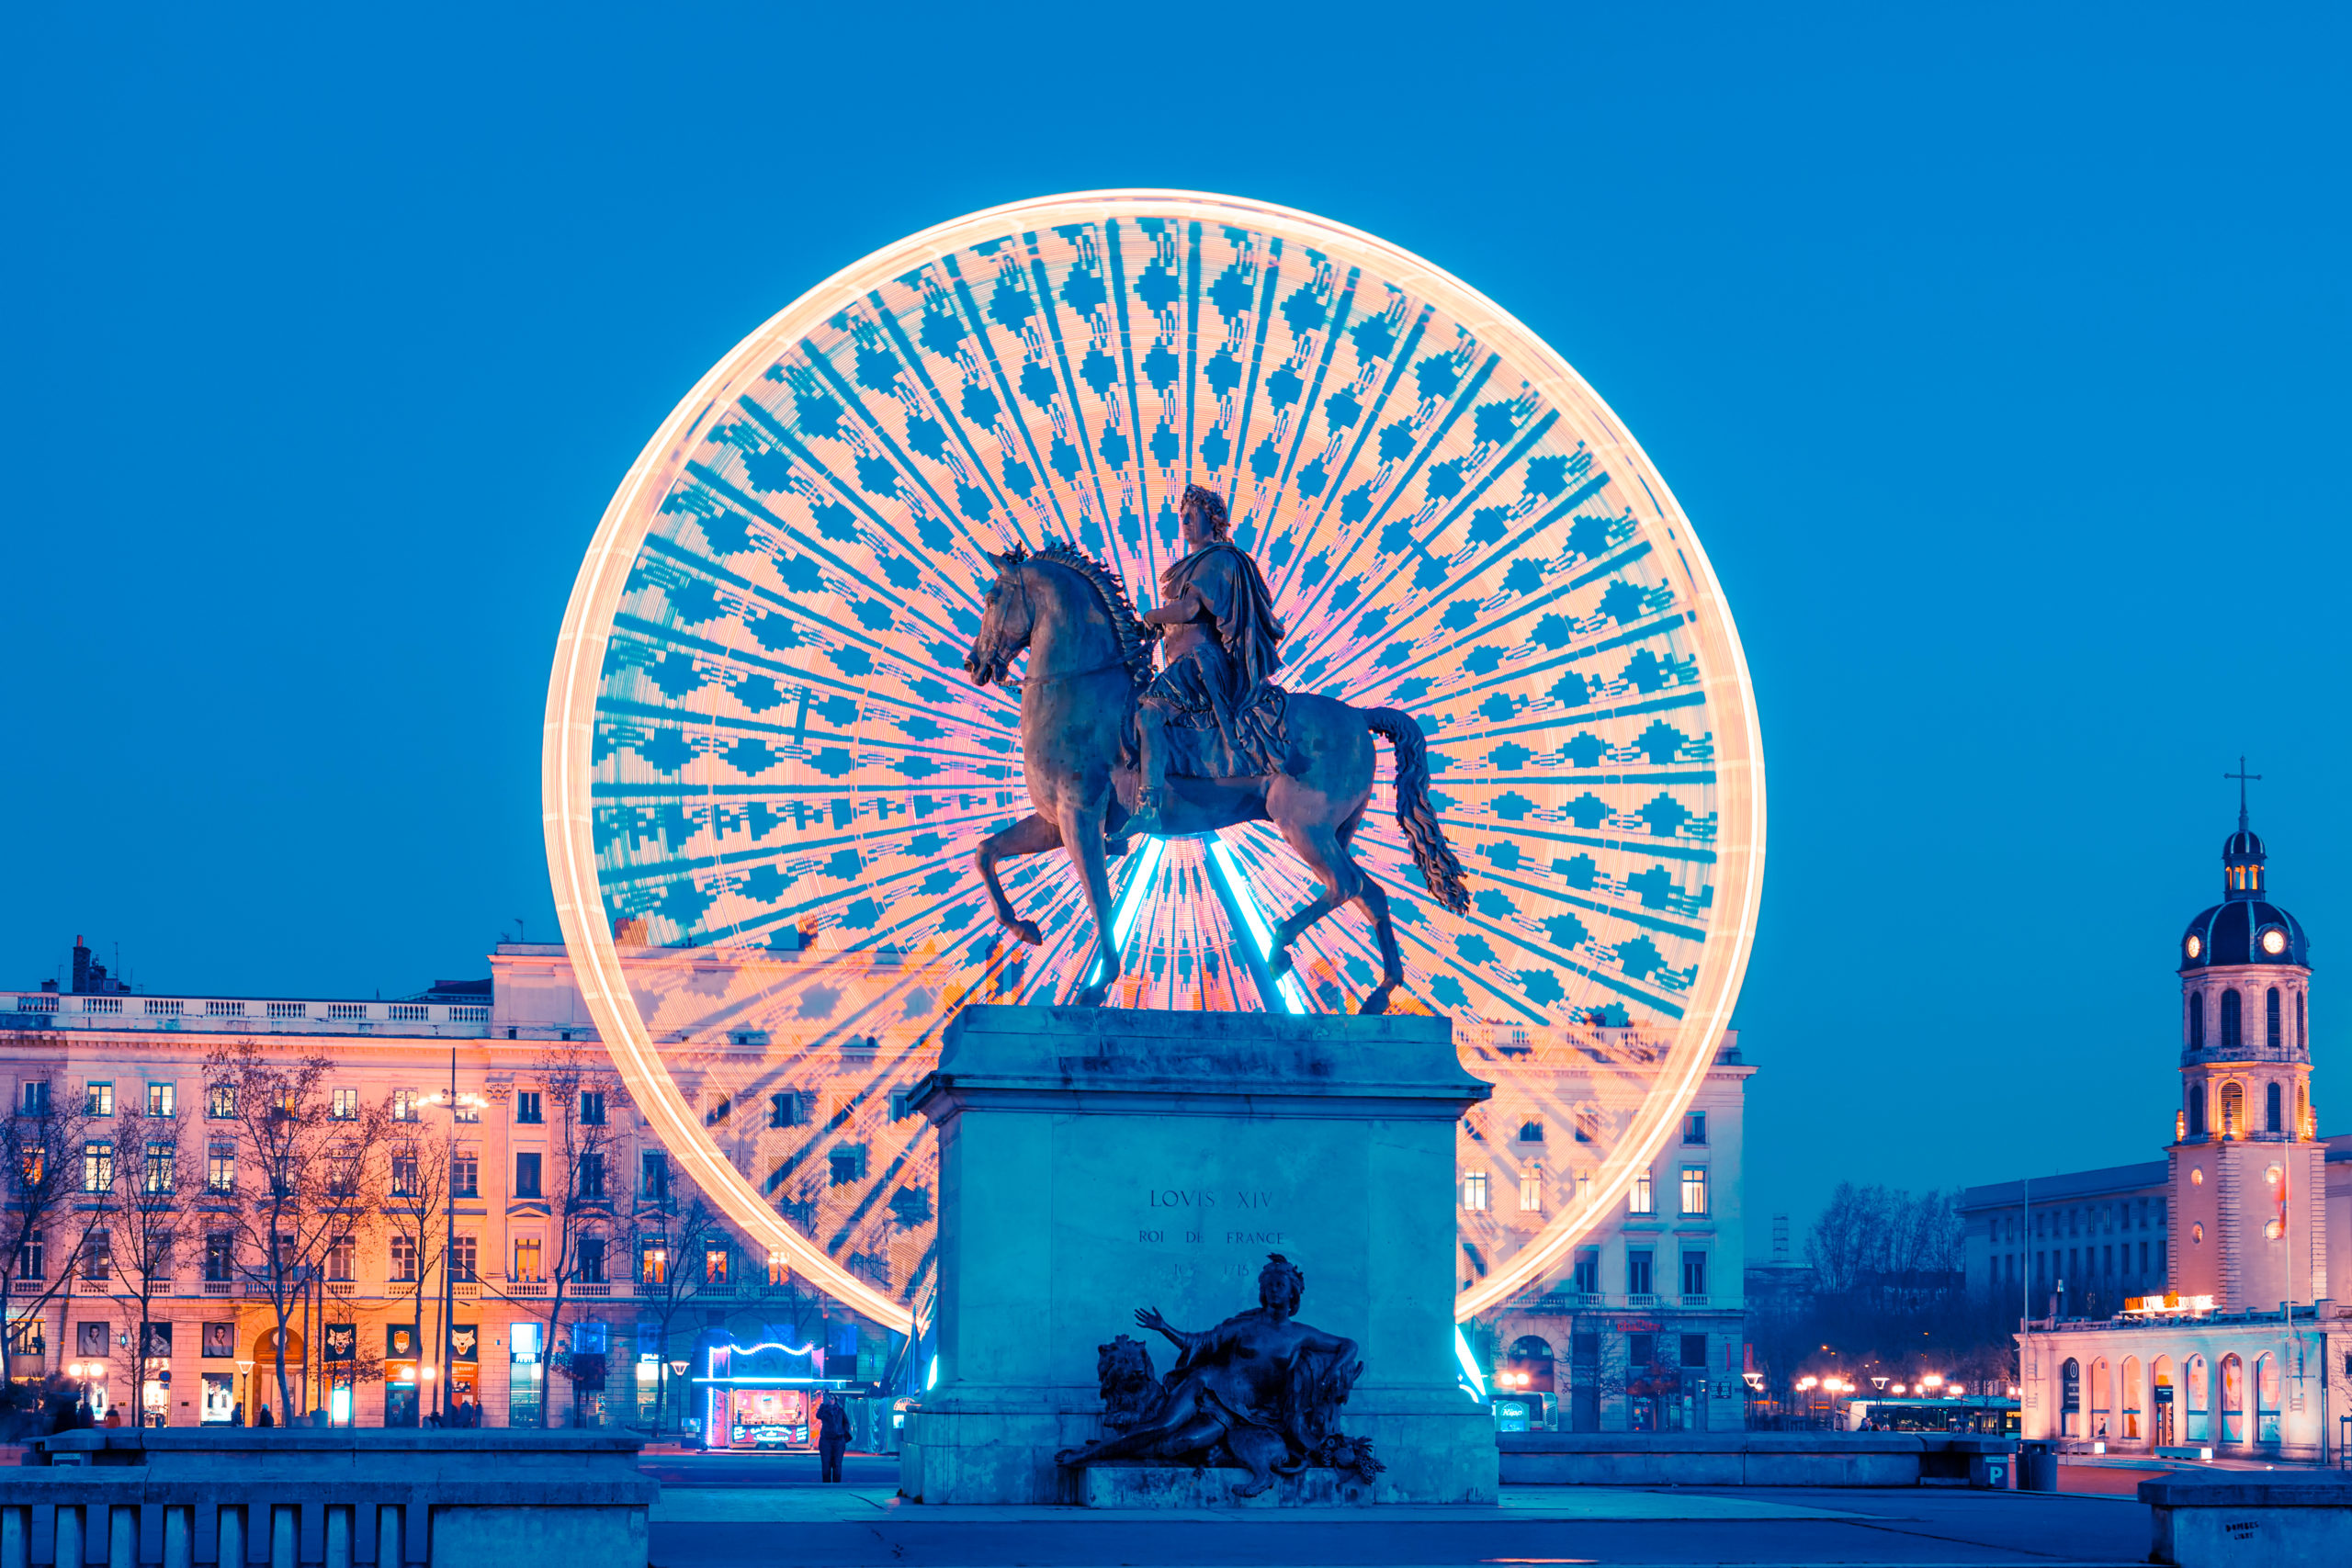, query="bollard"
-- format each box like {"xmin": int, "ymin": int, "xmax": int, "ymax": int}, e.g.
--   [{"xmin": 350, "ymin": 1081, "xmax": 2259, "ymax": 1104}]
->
[
  {"xmin": 217, "ymin": 1505, "xmax": 247, "ymax": 1568},
  {"xmin": 377, "ymin": 1504, "xmax": 405, "ymax": 1568},
  {"xmin": 270, "ymin": 1505, "xmax": 298, "ymax": 1568},
  {"xmin": 162, "ymin": 1506, "xmax": 195, "ymax": 1568}
]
